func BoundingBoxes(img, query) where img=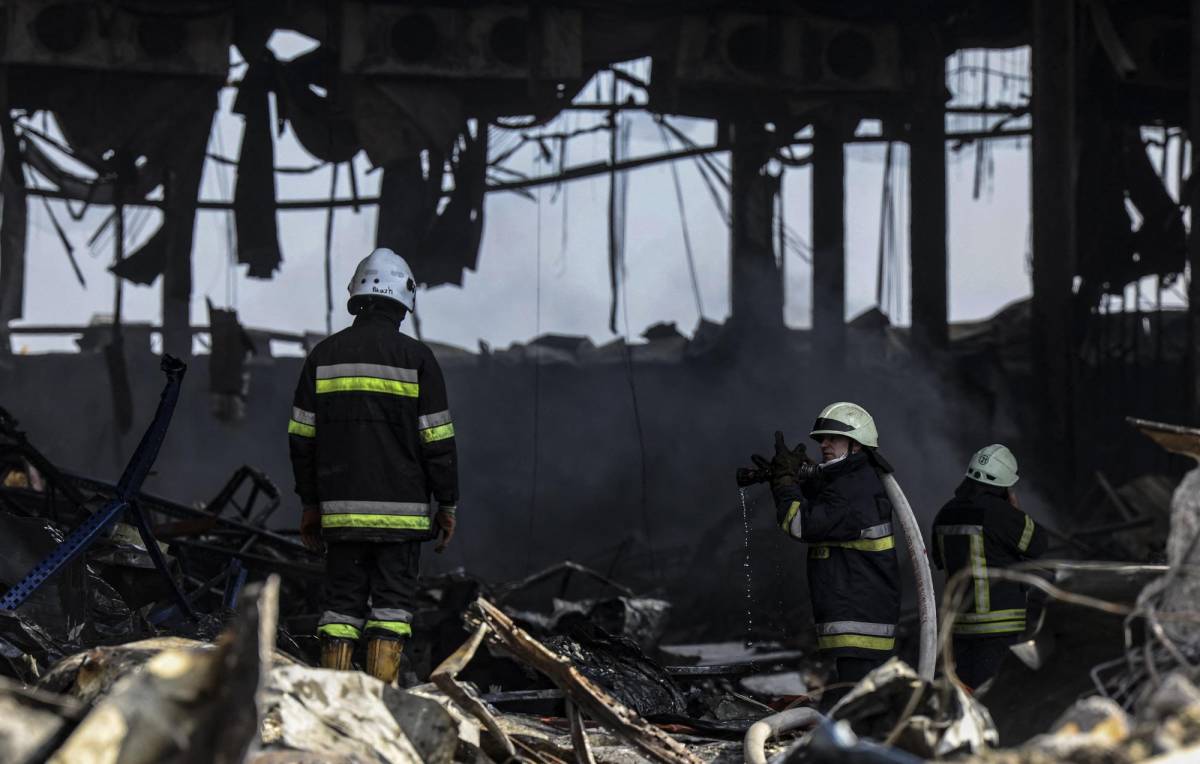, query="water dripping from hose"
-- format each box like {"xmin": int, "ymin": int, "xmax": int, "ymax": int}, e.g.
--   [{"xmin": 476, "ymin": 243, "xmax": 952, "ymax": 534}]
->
[{"xmin": 740, "ymin": 487, "xmax": 754, "ymax": 647}]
